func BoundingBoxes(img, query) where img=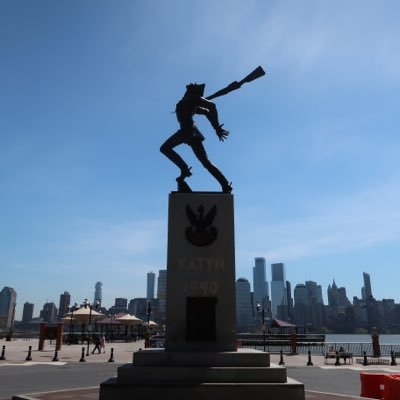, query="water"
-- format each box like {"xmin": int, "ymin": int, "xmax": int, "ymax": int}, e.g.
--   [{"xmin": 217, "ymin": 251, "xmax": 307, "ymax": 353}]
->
[{"xmin": 326, "ymin": 334, "xmax": 400, "ymax": 345}]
